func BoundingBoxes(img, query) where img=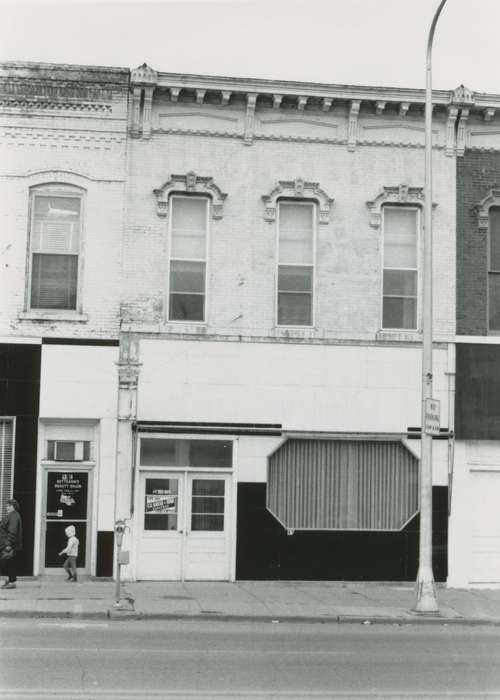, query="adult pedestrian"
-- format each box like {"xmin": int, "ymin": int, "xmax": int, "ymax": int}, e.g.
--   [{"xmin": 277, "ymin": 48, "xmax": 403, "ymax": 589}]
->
[{"xmin": 0, "ymin": 498, "xmax": 23, "ymax": 589}]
